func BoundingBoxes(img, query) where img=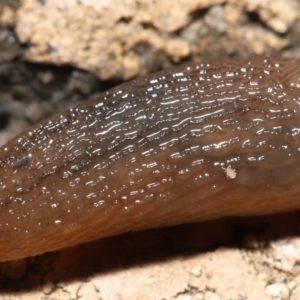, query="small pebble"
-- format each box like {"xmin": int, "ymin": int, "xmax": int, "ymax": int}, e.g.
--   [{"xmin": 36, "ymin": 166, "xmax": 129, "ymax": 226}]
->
[
  {"xmin": 190, "ymin": 266, "xmax": 202, "ymax": 278},
  {"xmin": 266, "ymin": 282, "xmax": 289, "ymax": 299}
]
